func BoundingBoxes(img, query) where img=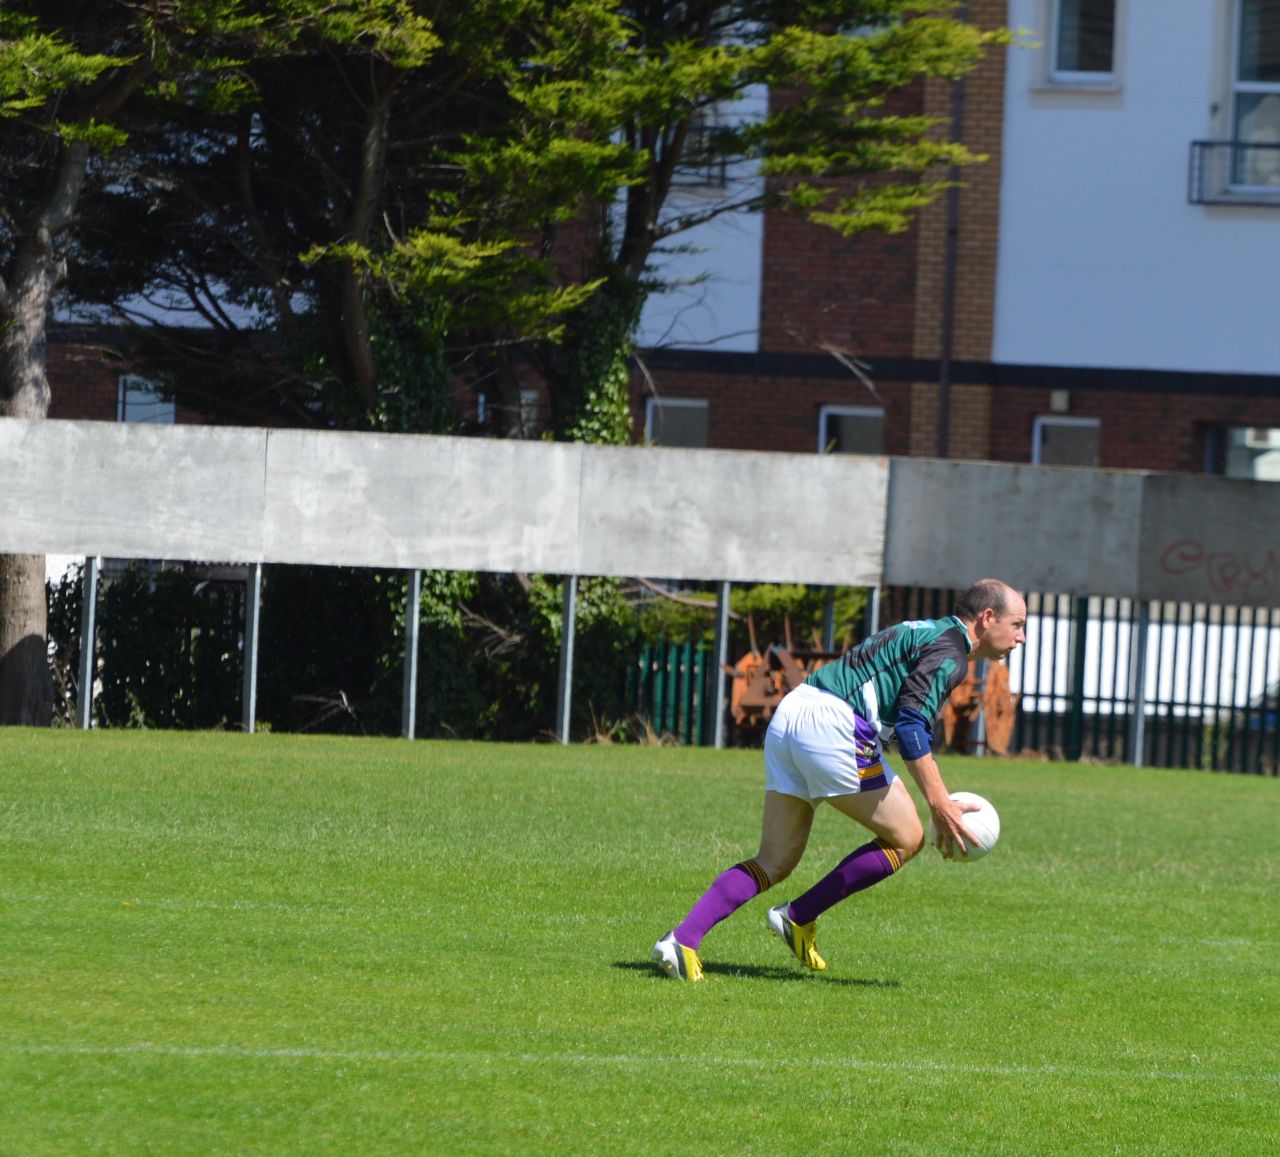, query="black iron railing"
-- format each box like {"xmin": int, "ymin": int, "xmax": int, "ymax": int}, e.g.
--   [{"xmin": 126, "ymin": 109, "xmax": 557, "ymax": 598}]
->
[{"xmin": 625, "ymin": 586, "xmax": 1280, "ymax": 775}]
